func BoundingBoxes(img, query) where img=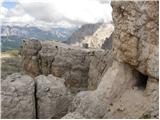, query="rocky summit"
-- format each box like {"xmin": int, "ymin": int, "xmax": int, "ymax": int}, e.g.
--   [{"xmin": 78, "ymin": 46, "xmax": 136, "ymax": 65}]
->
[{"xmin": 1, "ymin": 1, "xmax": 159, "ymax": 119}]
